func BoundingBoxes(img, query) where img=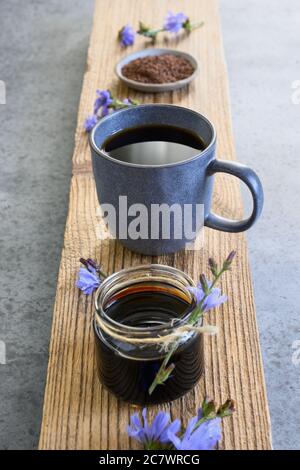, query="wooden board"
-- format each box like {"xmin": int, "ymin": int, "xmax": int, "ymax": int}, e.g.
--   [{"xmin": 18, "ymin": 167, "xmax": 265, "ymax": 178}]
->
[{"xmin": 38, "ymin": 0, "xmax": 272, "ymax": 450}]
